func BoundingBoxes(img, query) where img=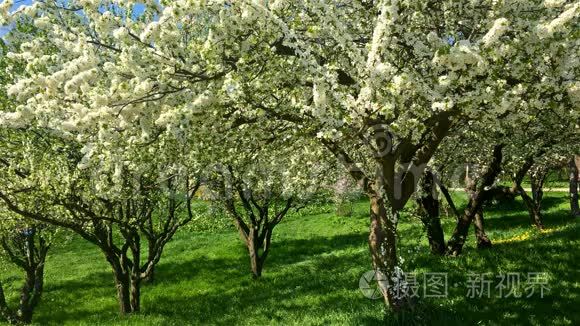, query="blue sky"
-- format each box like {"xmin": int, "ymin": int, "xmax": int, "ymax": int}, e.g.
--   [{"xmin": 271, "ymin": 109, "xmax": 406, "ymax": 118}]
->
[
  {"xmin": 0, "ymin": 0, "xmax": 148, "ymax": 38},
  {"xmin": 9, "ymin": 0, "xmax": 33, "ymax": 7},
  {"xmin": 0, "ymin": 0, "xmax": 34, "ymax": 38}
]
